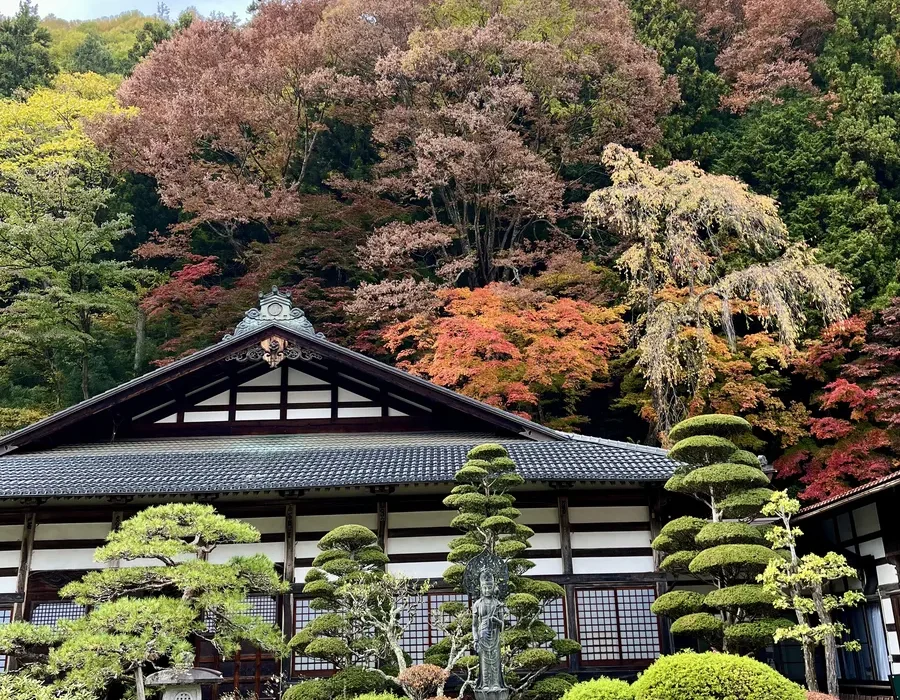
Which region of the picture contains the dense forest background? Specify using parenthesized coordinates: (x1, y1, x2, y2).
(0, 0, 898, 502)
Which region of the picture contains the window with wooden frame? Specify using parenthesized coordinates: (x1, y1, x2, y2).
(401, 592, 469, 665)
(197, 595, 281, 699)
(29, 601, 86, 628)
(574, 587, 661, 665)
(0, 608, 10, 672)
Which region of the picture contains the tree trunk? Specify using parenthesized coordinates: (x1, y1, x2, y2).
(135, 665, 146, 700)
(801, 636, 818, 693)
(133, 306, 146, 377)
(813, 585, 839, 696)
(81, 352, 90, 401)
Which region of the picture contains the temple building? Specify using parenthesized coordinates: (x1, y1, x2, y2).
(0, 289, 679, 698)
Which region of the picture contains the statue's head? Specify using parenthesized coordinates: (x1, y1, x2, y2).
(479, 570, 496, 596)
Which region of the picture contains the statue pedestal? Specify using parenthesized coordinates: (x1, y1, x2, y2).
(475, 686, 510, 700)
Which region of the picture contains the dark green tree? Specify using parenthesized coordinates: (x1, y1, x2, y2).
(650, 415, 791, 652)
(70, 33, 116, 75)
(438, 444, 580, 698)
(0, 504, 287, 700)
(0, 0, 56, 97)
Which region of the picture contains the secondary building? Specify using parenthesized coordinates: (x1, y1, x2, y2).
(0, 289, 679, 697)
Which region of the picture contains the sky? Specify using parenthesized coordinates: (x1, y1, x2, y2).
(0, 0, 249, 21)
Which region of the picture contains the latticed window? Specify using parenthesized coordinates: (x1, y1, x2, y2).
(401, 592, 469, 665)
(294, 598, 334, 673)
(574, 587, 660, 664)
(29, 601, 86, 628)
(0, 608, 10, 673)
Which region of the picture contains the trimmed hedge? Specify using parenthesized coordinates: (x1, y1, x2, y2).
(704, 584, 775, 611)
(681, 463, 769, 494)
(668, 612, 724, 639)
(659, 550, 698, 573)
(668, 435, 739, 465)
(667, 414, 752, 442)
(562, 677, 634, 700)
(658, 516, 706, 547)
(631, 651, 805, 700)
(688, 544, 779, 576)
(718, 488, 776, 519)
(695, 522, 766, 547)
(650, 590, 705, 618)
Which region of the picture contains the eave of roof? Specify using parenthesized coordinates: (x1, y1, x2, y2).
(796, 470, 900, 520)
(0, 320, 563, 453)
(0, 433, 677, 498)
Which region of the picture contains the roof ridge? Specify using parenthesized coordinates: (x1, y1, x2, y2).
(558, 431, 669, 456)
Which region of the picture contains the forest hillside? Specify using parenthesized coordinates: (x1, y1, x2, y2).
(0, 0, 898, 502)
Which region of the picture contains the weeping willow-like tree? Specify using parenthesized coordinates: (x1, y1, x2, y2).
(584, 144, 850, 433)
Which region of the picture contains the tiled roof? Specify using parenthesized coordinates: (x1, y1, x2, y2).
(0, 432, 675, 498)
(797, 469, 900, 518)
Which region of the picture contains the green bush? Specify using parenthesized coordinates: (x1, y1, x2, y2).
(658, 516, 706, 547)
(695, 522, 766, 547)
(668, 435, 739, 465)
(688, 544, 779, 576)
(283, 680, 329, 700)
(328, 667, 394, 697)
(718, 488, 775, 519)
(348, 694, 400, 700)
(724, 618, 795, 649)
(730, 449, 761, 467)
(650, 590, 705, 618)
(681, 464, 769, 493)
(668, 612, 723, 639)
(318, 524, 378, 550)
(529, 674, 578, 700)
(668, 414, 752, 442)
(631, 651, 805, 700)
(562, 677, 634, 700)
(659, 550, 698, 573)
(704, 584, 775, 612)
(467, 443, 509, 460)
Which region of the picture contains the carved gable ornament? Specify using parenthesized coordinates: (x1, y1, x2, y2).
(225, 287, 324, 368)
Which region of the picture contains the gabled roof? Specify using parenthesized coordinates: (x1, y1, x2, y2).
(796, 470, 900, 519)
(0, 290, 564, 452)
(0, 432, 675, 498)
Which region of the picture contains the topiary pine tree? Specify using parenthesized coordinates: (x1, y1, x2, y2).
(290, 524, 472, 700)
(650, 415, 792, 653)
(436, 444, 580, 698)
(0, 504, 287, 700)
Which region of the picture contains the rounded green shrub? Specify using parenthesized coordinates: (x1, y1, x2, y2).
(328, 667, 393, 697)
(658, 516, 706, 547)
(283, 679, 329, 700)
(668, 414, 752, 442)
(668, 435, 739, 465)
(531, 674, 578, 700)
(730, 449, 761, 467)
(668, 612, 724, 639)
(507, 592, 542, 616)
(348, 693, 400, 700)
(562, 677, 634, 700)
(724, 618, 795, 649)
(355, 546, 389, 566)
(467, 443, 509, 460)
(688, 544, 779, 576)
(304, 636, 352, 659)
(681, 464, 769, 494)
(450, 512, 483, 530)
(695, 521, 766, 547)
(481, 515, 518, 533)
(719, 488, 775, 519)
(455, 465, 489, 483)
(318, 524, 378, 551)
(513, 647, 559, 669)
(659, 550, 698, 573)
(704, 584, 775, 612)
(631, 651, 805, 700)
(551, 638, 582, 656)
(650, 590, 705, 619)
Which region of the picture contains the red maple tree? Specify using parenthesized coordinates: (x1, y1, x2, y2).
(776, 301, 900, 501)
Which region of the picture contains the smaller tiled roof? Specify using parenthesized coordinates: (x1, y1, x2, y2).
(797, 469, 900, 519)
(0, 432, 675, 498)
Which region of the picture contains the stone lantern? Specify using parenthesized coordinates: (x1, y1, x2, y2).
(145, 667, 224, 700)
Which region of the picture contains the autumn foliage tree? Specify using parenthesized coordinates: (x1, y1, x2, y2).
(383, 283, 626, 429)
(777, 300, 900, 501)
(585, 143, 849, 435)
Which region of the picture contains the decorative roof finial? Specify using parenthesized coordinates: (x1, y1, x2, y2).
(225, 287, 324, 339)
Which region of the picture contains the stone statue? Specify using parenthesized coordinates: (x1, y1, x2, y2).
(464, 551, 510, 700)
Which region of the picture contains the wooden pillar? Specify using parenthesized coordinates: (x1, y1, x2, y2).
(557, 493, 579, 672)
(12, 512, 36, 622)
(110, 511, 124, 569)
(377, 499, 389, 554)
(282, 503, 297, 635)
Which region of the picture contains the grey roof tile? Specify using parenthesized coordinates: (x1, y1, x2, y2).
(0, 433, 675, 498)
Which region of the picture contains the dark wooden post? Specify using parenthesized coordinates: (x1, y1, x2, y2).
(283, 502, 297, 634)
(377, 499, 389, 553)
(557, 492, 579, 672)
(12, 512, 36, 622)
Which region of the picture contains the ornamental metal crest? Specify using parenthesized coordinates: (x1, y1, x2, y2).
(227, 334, 323, 368)
(224, 287, 325, 340)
